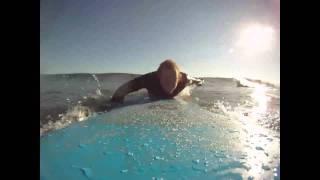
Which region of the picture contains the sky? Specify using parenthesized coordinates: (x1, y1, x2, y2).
(41, 0, 279, 83)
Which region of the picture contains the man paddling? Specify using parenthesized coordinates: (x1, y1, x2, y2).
(111, 59, 203, 103)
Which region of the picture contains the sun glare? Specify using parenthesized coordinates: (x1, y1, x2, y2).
(236, 24, 275, 56)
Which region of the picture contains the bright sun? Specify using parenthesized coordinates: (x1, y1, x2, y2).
(236, 23, 275, 56)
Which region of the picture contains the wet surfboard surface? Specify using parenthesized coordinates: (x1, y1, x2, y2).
(40, 100, 280, 180)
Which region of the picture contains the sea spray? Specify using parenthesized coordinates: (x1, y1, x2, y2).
(92, 74, 102, 96)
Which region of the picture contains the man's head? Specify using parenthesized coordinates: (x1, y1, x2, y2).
(157, 59, 181, 95)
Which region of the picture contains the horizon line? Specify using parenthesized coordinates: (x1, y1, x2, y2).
(40, 72, 279, 85)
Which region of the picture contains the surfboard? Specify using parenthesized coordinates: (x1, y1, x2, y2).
(40, 99, 279, 180)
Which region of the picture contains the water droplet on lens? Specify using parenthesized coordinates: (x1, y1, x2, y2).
(79, 144, 86, 148)
(192, 159, 200, 164)
(120, 169, 128, 173)
(262, 164, 271, 171)
(255, 146, 264, 151)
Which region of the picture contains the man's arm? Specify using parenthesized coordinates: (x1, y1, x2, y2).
(111, 75, 147, 103)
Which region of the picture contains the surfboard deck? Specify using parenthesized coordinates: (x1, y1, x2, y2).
(40, 100, 279, 180)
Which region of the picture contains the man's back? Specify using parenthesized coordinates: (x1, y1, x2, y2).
(132, 71, 188, 99)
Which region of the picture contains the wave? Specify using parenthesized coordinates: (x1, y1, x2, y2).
(245, 78, 279, 88)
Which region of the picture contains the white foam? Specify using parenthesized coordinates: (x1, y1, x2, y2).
(40, 105, 93, 136)
(178, 85, 196, 97)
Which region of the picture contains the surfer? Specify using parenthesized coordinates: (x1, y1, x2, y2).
(111, 59, 203, 103)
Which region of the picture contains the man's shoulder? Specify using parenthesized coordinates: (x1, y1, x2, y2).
(131, 71, 158, 86)
(136, 71, 157, 80)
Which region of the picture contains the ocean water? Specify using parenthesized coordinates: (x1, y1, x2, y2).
(40, 73, 279, 136)
(40, 73, 280, 179)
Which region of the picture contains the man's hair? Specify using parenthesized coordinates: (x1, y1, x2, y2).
(157, 59, 181, 94)
(157, 59, 180, 73)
